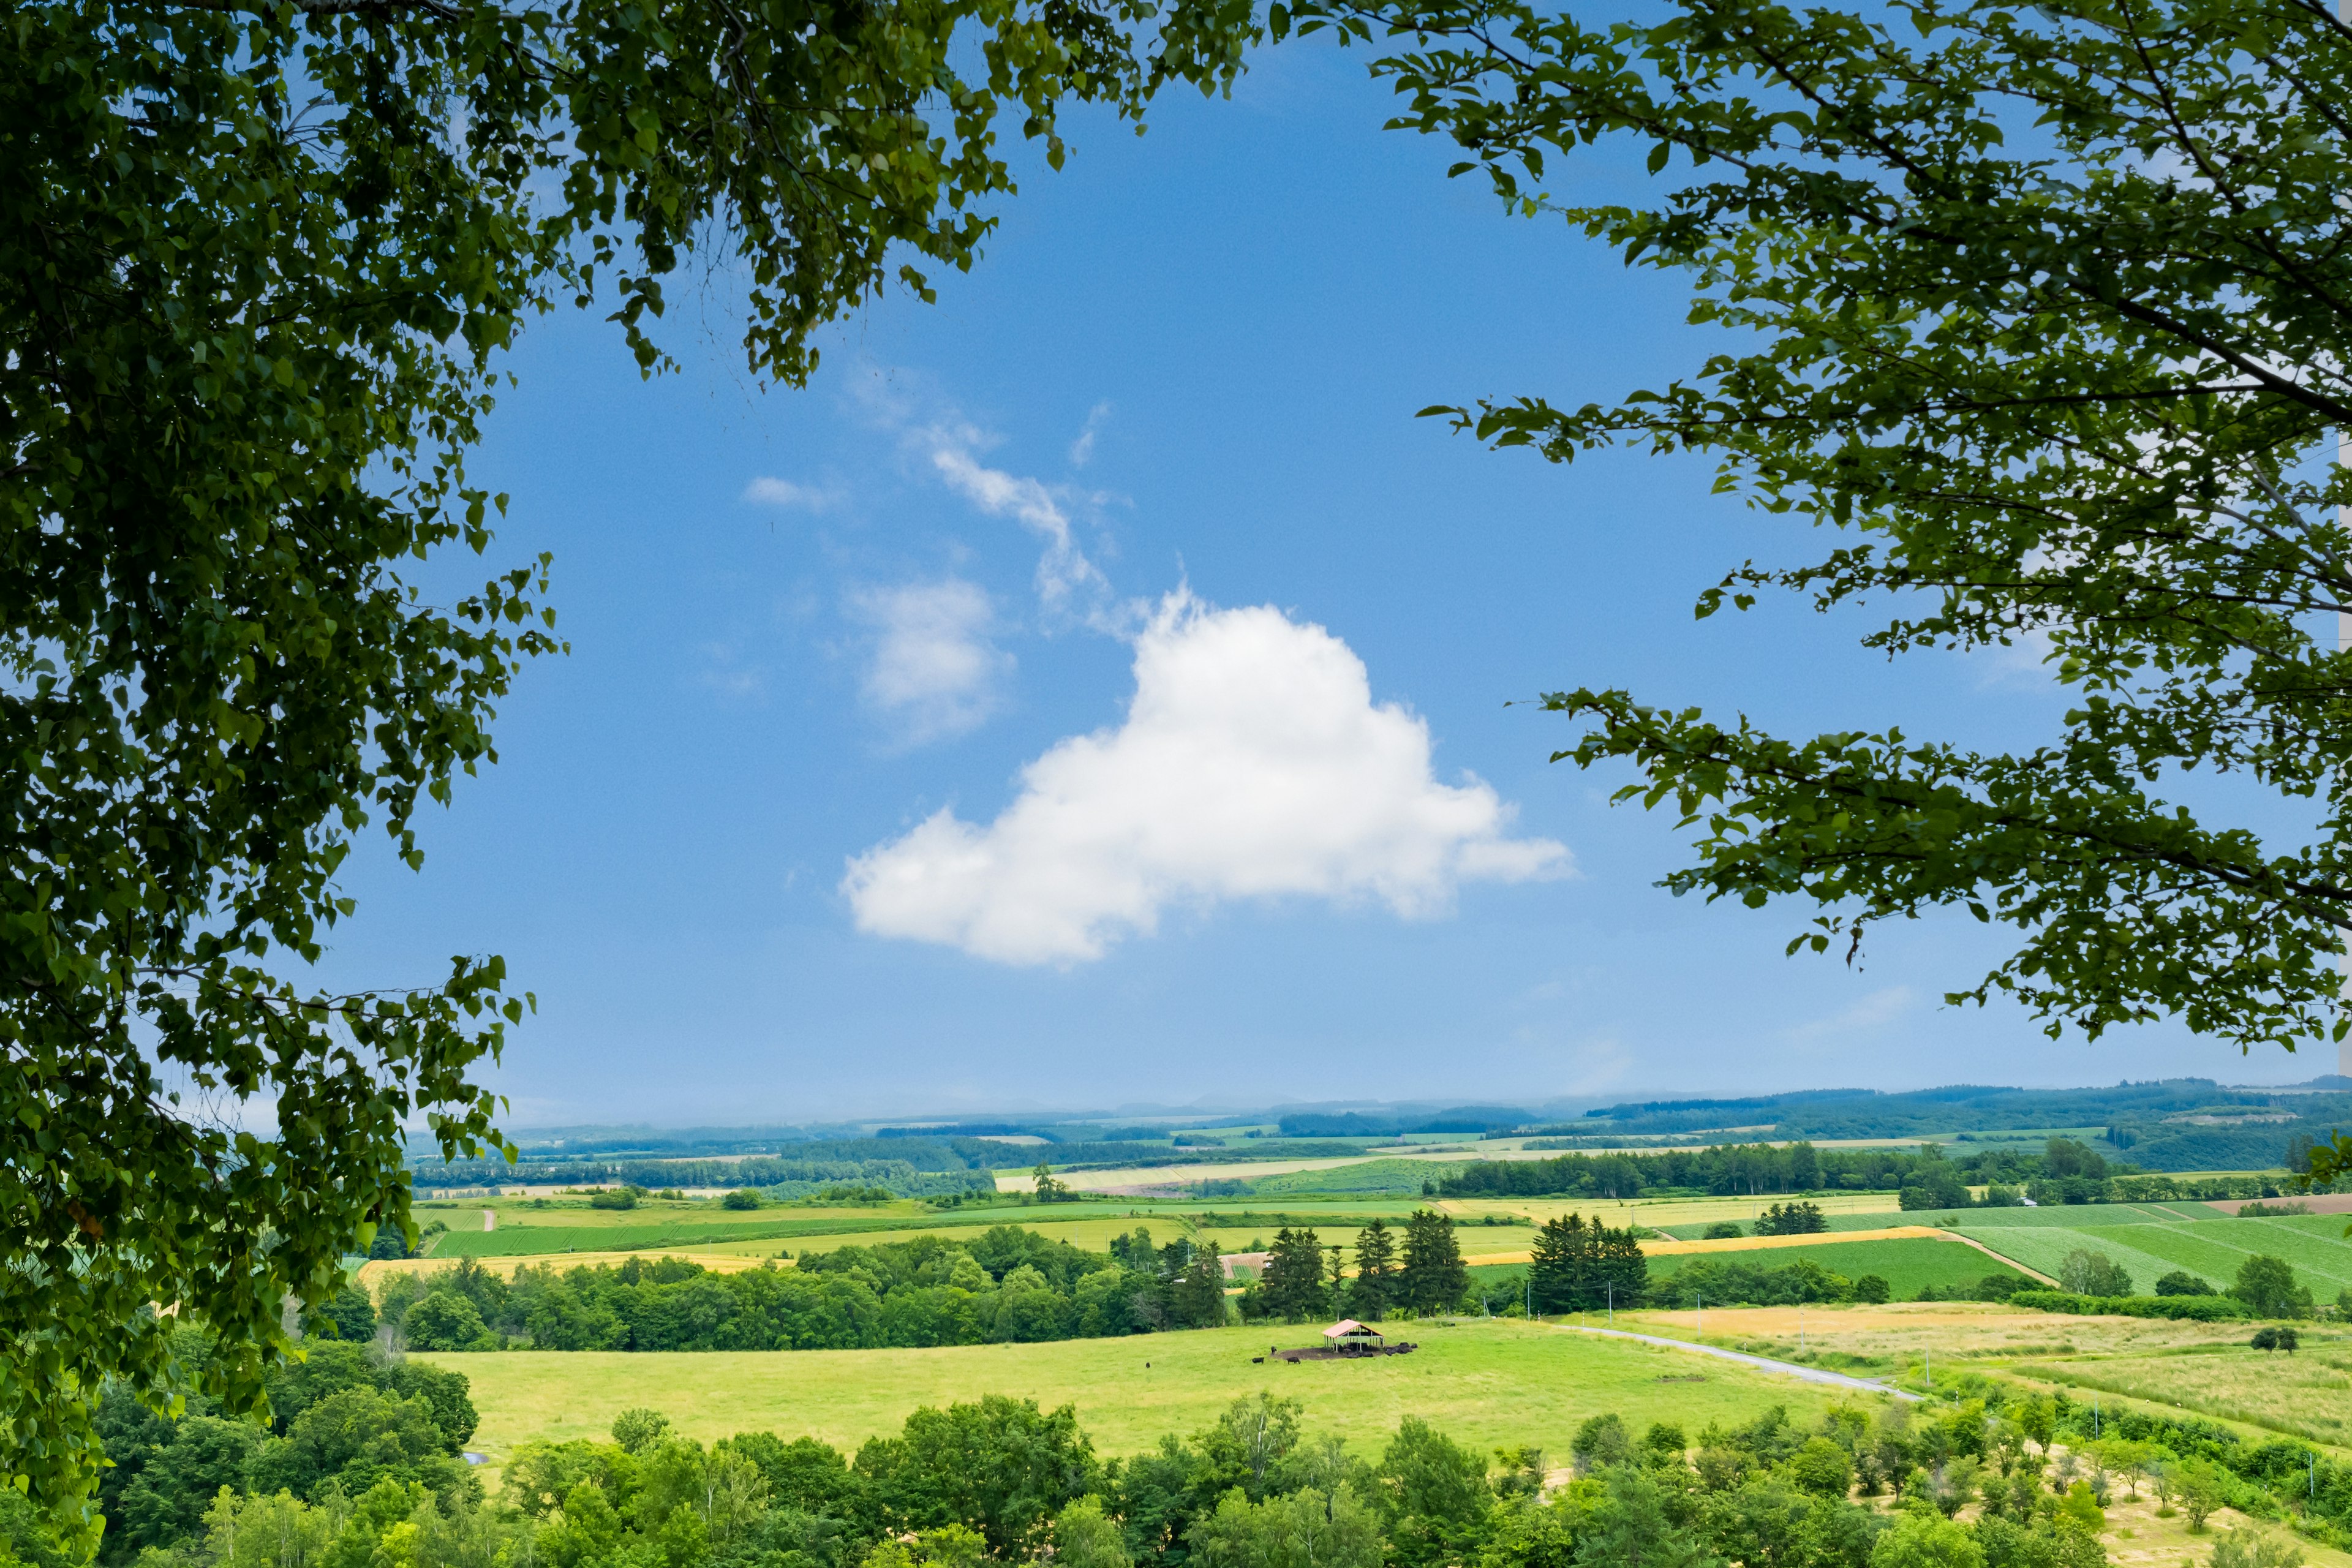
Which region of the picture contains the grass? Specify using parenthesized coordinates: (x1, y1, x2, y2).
(418, 1319, 1864, 1468)
(1956, 1216, 2352, 1297)
(1647, 1237, 2024, 1298)
(2021, 1342, 2352, 1448)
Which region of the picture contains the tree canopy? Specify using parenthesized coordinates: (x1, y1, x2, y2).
(2, 0, 1250, 1536)
(1279, 0, 2352, 1058)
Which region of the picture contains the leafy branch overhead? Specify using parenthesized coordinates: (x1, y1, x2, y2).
(1, 0, 1251, 1539)
(1274, 0, 2352, 1052)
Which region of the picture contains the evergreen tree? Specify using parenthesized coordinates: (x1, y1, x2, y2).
(1597, 1225, 1649, 1311)
(1528, 1214, 1594, 1315)
(1349, 1221, 1400, 1321)
(1400, 1210, 1468, 1314)
(1174, 1254, 1230, 1330)
(1525, 1215, 1648, 1313)
(1261, 1229, 1330, 1322)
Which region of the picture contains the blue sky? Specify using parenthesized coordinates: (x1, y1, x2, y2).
(318, 38, 2331, 1124)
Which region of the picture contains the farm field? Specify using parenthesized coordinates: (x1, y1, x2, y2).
(1646, 1236, 2027, 1298)
(419, 1318, 1858, 1469)
(2021, 1344, 2352, 1448)
(1957, 1215, 2352, 1296)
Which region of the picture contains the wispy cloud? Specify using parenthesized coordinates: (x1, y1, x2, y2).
(1068, 402, 1112, 468)
(1780, 985, 1915, 1042)
(850, 578, 1011, 745)
(744, 475, 846, 512)
(918, 421, 1120, 625)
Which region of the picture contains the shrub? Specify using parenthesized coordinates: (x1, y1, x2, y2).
(2154, 1271, 2214, 1297)
(587, 1188, 639, 1210)
(720, 1188, 763, 1210)
(1853, 1275, 1891, 1304)
(1702, 1222, 1744, 1240)
(2006, 1291, 2249, 1322)
(2250, 1325, 2300, 1352)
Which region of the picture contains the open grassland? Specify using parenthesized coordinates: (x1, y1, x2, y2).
(2020, 1341, 2352, 1447)
(420, 1319, 1859, 1467)
(1615, 1302, 2352, 1455)
(1647, 1237, 2027, 1297)
(1617, 1303, 2251, 1379)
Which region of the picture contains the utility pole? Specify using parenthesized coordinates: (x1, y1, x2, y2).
(1607, 1281, 1615, 1327)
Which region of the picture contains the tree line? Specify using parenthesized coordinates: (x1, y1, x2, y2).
(1441, 1138, 2147, 1204)
(352, 1227, 1234, 1353)
(1237, 1213, 1472, 1322)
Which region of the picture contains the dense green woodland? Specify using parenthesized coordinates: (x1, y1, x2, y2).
(354, 1218, 1525, 1354)
(1438, 1137, 2299, 1207)
(83, 1354, 2352, 1568)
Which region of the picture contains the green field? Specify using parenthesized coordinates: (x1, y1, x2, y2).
(420, 1319, 1864, 1466)
(1648, 1237, 2024, 1298)
(1657, 1200, 2222, 1240)
(1956, 1215, 2352, 1297)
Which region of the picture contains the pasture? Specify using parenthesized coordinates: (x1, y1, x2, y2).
(1646, 1236, 2026, 1298)
(419, 1318, 1863, 1468)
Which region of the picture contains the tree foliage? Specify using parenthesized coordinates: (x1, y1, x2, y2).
(2, 0, 1252, 1534)
(1280, 0, 2352, 1057)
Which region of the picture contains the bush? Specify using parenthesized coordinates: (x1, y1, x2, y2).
(1853, 1275, 1891, 1304)
(2250, 1325, 2300, 1352)
(1702, 1221, 1744, 1240)
(2154, 1271, 2215, 1297)
(587, 1188, 639, 1210)
(2007, 1291, 2250, 1322)
(720, 1188, 763, 1210)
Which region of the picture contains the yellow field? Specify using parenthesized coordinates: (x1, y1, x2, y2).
(359, 1253, 779, 1287)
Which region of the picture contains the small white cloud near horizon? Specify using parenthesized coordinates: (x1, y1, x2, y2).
(744, 475, 845, 511)
(842, 593, 1572, 963)
(851, 579, 1011, 745)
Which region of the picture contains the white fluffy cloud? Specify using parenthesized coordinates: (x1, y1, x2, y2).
(851, 579, 1009, 744)
(842, 594, 1571, 963)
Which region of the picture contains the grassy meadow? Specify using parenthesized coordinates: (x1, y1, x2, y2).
(2019, 1343, 2352, 1447)
(419, 1318, 1861, 1469)
(1647, 1236, 2025, 1298)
